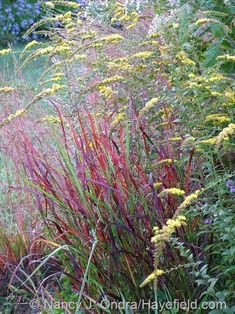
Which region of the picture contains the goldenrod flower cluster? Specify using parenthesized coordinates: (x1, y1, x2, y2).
(110, 112, 126, 130)
(198, 138, 217, 145)
(35, 84, 65, 99)
(176, 51, 196, 66)
(139, 269, 164, 288)
(39, 116, 61, 124)
(176, 190, 201, 214)
(108, 57, 132, 71)
(148, 33, 161, 39)
(111, 4, 139, 30)
(195, 18, 229, 31)
(81, 31, 96, 41)
(151, 216, 187, 244)
(208, 74, 225, 82)
(45, 1, 55, 9)
(131, 51, 154, 59)
(217, 55, 235, 62)
(224, 90, 235, 102)
(158, 188, 185, 198)
(0, 109, 26, 128)
(22, 40, 38, 52)
(210, 91, 222, 97)
(99, 34, 124, 44)
(140, 215, 186, 287)
(44, 72, 64, 84)
(153, 182, 162, 190)
(38, 46, 54, 56)
(0, 86, 15, 93)
(99, 86, 113, 100)
(216, 123, 235, 148)
(97, 75, 124, 87)
(153, 159, 173, 167)
(138, 98, 158, 120)
(170, 137, 182, 142)
(0, 48, 11, 56)
(206, 114, 230, 125)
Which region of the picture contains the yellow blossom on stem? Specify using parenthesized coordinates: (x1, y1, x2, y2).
(153, 182, 162, 190)
(99, 34, 124, 44)
(45, 1, 55, 9)
(198, 138, 217, 145)
(0, 86, 15, 93)
(35, 84, 65, 100)
(23, 40, 38, 51)
(153, 159, 173, 167)
(216, 123, 235, 149)
(139, 269, 164, 288)
(176, 51, 196, 66)
(176, 190, 201, 213)
(39, 116, 61, 124)
(0, 109, 26, 128)
(138, 98, 159, 120)
(158, 188, 185, 198)
(0, 48, 11, 56)
(97, 75, 124, 87)
(111, 112, 126, 130)
(206, 114, 230, 125)
(99, 86, 113, 100)
(217, 55, 235, 62)
(131, 51, 154, 59)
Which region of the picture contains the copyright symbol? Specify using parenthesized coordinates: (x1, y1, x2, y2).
(30, 299, 40, 310)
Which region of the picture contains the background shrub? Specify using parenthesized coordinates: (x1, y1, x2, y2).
(0, 0, 41, 45)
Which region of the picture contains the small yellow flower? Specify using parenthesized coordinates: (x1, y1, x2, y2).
(153, 159, 172, 167)
(138, 98, 159, 120)
(23, 40, 38, 51)
(99, 86, 113, 100)
(131, 51, 154, 59)
(0, 48, 11, 56)
(97, 75, 124, 87)
(210, 91, 222, 97)
(0, 109, 26, 128)
(99, 34, 124, 44)
(217, 54, 235, 62)
(0, 86, 15, 93)
(170, 137, 182, 142)
(158, 188, 185, 198)
(198, 138, 217, 145)
(216, 123, 235, 148)
(206, 114, 230, 125)
(153, 182, 162, 190)
(35, 84, 65, 99)
(39, 115, 61, 124)
(176, 190, 201, 212)
(176, 51, 196, 66)
(140, 269, 164, 288)
(45, 1, 55, 9)
(111, 112, 126, 130)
